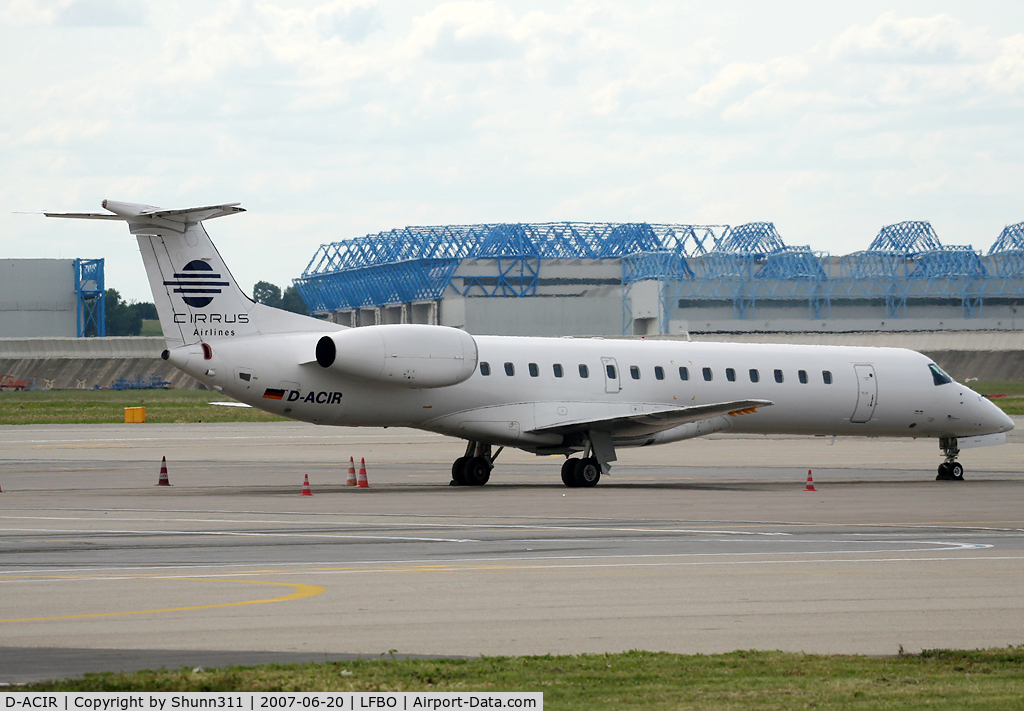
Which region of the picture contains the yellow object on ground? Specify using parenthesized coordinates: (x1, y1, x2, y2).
(124, 406, 146, 423)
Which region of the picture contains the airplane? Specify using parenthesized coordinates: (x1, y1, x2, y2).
(38, 200, 1014, 486)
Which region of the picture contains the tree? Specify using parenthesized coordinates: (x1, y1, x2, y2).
(281, 285, 310, 316)
(104, 289, 143, 336)
(254, 281, 310, 316)
(253, 281, 282, 308)
(133, 302, 158, 320)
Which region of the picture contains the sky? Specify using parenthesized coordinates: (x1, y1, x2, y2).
(3, 0, 1024, 303)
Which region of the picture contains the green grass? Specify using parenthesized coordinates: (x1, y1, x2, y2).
(0, 389, 285, 425)
(140, 319, 163, 336)
(19, 649, 1024, 709)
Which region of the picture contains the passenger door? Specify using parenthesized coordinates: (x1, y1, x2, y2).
(601, 356, 621, 394)
(850, 364, 877, 423)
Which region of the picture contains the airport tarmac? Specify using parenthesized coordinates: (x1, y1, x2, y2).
(1, 420, 1023, 683)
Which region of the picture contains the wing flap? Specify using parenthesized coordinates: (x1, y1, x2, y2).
(528, 399, 773, 438)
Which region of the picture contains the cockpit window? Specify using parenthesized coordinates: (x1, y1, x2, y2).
(929, 363, 953, 386)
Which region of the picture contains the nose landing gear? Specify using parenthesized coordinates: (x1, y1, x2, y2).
(936, 436, 965, 481)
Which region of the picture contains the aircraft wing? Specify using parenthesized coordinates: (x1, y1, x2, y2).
(528, 399, 773, 439)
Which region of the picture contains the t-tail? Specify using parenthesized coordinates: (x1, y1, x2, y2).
(41, 200, 333, 349)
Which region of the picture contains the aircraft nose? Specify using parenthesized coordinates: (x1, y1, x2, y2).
(981, 396, 1014, 434)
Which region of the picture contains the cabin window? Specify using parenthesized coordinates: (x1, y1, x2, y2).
(553, 364, 564, 378)
(579, 364, 589, 378)
(679, 366, 689, 381)
(504, 362, 515, 376)
(654, 366, 665, 380)
(703, 367, 713, 382)
(798, 370, 808, 384)
(774, 369, 784, 383)
(929, 364, 953, 386)
(606, 364, 617, 379)
(480, 362, 491, 376)
(630, 365, 641, 380)
(726, 368, 736, 382)
(749, 369, 759, 383)
(822, 370, 833, 385)
(529, 363, 539, 377)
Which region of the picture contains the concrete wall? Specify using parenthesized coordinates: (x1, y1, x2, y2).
(442, 292, 623, 336)
(0, 259, 77, 337)
(0, 337, 166, 358)
(0, 336, 202, 390)
(0, 357, 200, 390)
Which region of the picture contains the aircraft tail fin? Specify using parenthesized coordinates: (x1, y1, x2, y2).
(44, 200, 333, 349)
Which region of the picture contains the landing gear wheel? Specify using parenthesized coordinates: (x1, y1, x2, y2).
(451, 456, 469, 486)
(574, 457, 601, 488)
(463, 456, 491, 486)
(561, 458, 578, 487)
(950, 462, 965, 481)
(936, 462, 952, 481)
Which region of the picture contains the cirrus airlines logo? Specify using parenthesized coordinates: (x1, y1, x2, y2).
(163, 260, 229, 308)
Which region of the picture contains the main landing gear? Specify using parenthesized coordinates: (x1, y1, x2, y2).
(936, 436, 965, 481)
(451, 441, 502, 486)
(560, 434, 611, 487)
(560, 457, 601, 487)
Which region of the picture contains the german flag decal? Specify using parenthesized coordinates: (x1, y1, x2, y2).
(263, 388, 286, 400)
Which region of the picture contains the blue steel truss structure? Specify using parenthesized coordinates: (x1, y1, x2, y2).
(74, 258, 105, 337)
(296, 222, 727, 313)
(296, 219, 1024, 334)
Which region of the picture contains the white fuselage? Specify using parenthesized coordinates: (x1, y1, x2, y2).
(177, 334, 1012, 454)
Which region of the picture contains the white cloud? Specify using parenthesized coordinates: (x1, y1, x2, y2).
(828, 12, 989, 64)
(4, 3, 1024, 302)
(408, 1, 524, 63)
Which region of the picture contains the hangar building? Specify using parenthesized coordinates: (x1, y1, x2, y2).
(294, 220, 1024, 337)
(0, 258, 105, 338)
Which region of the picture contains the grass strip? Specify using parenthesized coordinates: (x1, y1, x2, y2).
(18, 649, 1024, 709)
(0, 390, 285, 425)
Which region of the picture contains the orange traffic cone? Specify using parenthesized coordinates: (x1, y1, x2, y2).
(803, 469, 817, 492)
(156, 456, 171, 486)
(301, 473, 313, 496)
(356, 458, 370, 488)
(346, 457, 357, 486)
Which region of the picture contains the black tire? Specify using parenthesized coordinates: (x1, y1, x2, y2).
(936, 462, 951, 481)
(950, 462, 965, 481)
(574, 457, 601, 487)
(464, 456, 491, 486)
(561, 458, 578, 487)
(452, 456, 469, 485)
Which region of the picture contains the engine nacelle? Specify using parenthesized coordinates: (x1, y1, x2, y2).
(315, 324, 478, 389)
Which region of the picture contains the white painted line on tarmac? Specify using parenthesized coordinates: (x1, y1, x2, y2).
(0, 544, 1006, 578)
(0, 527, 475, 543)
(0, 553, 1019, 581)
(0, 514, 792, 536)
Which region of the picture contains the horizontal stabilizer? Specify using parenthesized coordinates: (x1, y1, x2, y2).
(38, 200, 244, 234)
(529, 399, 773, 439)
